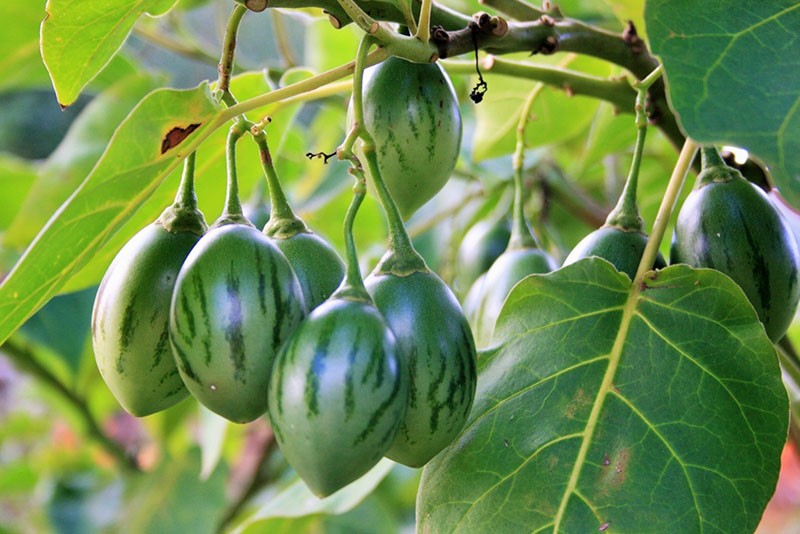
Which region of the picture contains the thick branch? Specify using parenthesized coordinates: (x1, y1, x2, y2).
(263, 0, 684, 149)
(444, 56, 635, 112)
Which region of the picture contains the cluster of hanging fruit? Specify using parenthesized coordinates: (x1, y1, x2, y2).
(91, 56, 477, 497)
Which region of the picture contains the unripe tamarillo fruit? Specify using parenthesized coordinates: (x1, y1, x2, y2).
(454, 216, 511, 296)
(365, 269, 477, 467)
(671, 165, 800, 342)
(92, 223, 201, 416)
(169, 223, 306, 423)
(467, 247, 558, 347)
(270, 232, 345, 312)
(564, 226, 666, 281)
(268, 296, 407, 497)
(360, 56, 462, 220)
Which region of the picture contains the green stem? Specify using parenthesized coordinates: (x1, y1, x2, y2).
(214, 125, 252, 228)
(416, 0, 433, 44)
(337, 35, 427, 276)
(362, 148, 427, 275)
(604, 127, 646, 232)
(263, 0, 683, 149)
(2, 338, 140, 473)
(335, 0, 436, 62)
(176, 151, 198, 208)
(632, 138, 699, 285)
(329, 162, 372, 302)
(442, 57, 635, 112)
(253, 132, 309, 238)
(508, 84, 544, 250)
(217, 4, 249, 106)
(157, 152, 208, 235)
(701, 146, 725, 169)
(605, 66, 663, 231)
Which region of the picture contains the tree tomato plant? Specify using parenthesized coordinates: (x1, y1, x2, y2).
(1, 0, 799, 532)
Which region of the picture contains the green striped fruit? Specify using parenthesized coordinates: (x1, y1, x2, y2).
(468, 248, 558, 347)
(365, 270, 477, 467)
(170, 223, 306, 423)
(671, 169, 800, 342)
(268, 296, 407, 497)
(361, 56, 462, 219)
(271, 232, 345, 311)
(563, 226, 666, 281)
(454, 217, 511, 296)
(92, 223, 201, 416)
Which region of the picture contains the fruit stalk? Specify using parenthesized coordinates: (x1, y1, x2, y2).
(337, 168, 371, 299)
(253, 132, 308, 238)
(217, 124, 252, 226)
(158, 151, 208, 235)
(216, 4, 248, 107)
(603, 71, 656, 232)
(344, 35, 427, 275)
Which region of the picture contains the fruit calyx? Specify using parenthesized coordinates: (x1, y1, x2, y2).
(697, 146, 741, 187)
(254, 131, 312, 240)
(603, 200, 645, 234)
(263, 216, 310, 239)
(372, 248, 428, 278)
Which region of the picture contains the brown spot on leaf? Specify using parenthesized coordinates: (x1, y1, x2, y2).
(161, 123, 201, 154)
(566, 388, 592, 419)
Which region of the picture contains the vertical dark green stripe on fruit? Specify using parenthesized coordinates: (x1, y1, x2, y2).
(225, 262, 246, 382)
(305, 326, 333, 417)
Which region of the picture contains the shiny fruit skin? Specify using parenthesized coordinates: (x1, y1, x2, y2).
(169, 224, 306, 423)
(272, 232, 345, 311)
(361, 56, 462, 219)
(455, 217, 511, 296)
(563, 226, 666, 281)
(468, 248, 558, 347)
(268, 297, 407, 497)
(671, 177, 800, 342)
(92, 223, 199, 416)
(365, 270, 477, 467)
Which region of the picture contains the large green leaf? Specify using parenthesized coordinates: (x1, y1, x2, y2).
(0, 4, 52, 92)
(418, 260, 787, 532)
(0, 83, 219, 347)
(0, 156, 37, 231)
(60, 71, 307, 294)
(41, 0, 178, 106)
(2, 74, 159, 252)
(645, 1, 800, 206)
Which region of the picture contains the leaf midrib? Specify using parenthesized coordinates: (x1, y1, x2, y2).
(550, 282, 642, 531)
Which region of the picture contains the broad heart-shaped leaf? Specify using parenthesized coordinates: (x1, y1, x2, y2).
(645, 1, 800, 207)
(41, 0, 178, 106)
(0, 83, 218, 347)
(417, 259, 788, 532)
